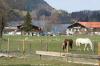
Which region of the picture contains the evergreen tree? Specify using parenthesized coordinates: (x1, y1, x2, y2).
(23, 11, 33, 32)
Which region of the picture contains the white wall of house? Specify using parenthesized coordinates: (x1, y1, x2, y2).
(4, 27, 22, 35)
(66, 27, 88, 35)
(66, 29, 74, 35)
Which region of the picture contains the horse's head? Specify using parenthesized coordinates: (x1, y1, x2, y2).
(87, 38, 93, 51)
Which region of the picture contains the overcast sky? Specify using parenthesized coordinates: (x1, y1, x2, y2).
(44, 0, 100, 13)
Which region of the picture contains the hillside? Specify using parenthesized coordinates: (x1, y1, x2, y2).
(0, 0, 54, 21)
(0, 0, 100, 24)
(3, 0, 53, 11)
(71, 10, 100, 22)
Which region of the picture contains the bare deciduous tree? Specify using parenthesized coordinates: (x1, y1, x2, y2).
(0, 10, 5, 38)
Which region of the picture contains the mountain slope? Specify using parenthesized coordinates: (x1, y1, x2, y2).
(71, 10, 100, 22)
(0, 0, 54, 21)
(4, 0, 53, 11)
(0, 0, 100, 24)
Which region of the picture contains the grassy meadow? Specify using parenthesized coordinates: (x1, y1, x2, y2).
(0, 35, 99, 66)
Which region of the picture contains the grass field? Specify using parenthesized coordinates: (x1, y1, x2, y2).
(0, 35, 99, 66)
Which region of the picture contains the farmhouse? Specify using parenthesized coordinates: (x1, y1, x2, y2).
(17, 24, 42, 36)
(66, 22, 100, 35)
(3, 21, 42, 35)
(4, 27, 18, 35)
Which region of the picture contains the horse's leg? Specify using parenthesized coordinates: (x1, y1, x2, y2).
(87, 46, 89, 51)
(90, 44, 93, 51)
(63, 46, 67, 52)
(87, 44, 90, 51)
(79, 44, 81, 51)
(85, 44, 89, 51)
(79, 46, 81, 51)
(87, 44, 92, 51)
(62, 43, 65, 52)
(84, 44, 87, 51)
(77, 43, 81, 51)
(63, 46, 64, 52)
(76, 42, 81, 51)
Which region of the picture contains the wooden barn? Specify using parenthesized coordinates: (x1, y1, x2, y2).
(17, 24, 42, 36)
(66, 22, 100, 35)
(17, 25, 42, 32)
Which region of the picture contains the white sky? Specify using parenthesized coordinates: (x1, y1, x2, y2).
(44, 0, 100, 12)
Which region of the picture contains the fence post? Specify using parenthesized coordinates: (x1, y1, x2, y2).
(29, 42, 31, 54)
(46, 37, 49, 51)
(41, 39, 42, 50)
(7, 38, 10, 52)
(98, 42, 100, 66)
(67, 41, 69, 53)
(46, 42, 48, 51)
(23, 39, 25, 54)
(60, 41, 62, 57)
(0, 39, 2, 50)
(66, 41, 69, 62)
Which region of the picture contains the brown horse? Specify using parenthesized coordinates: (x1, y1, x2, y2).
(62, 39, 73, 51)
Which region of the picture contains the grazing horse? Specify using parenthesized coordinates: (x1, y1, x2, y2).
(62, 39, 73, 51)
(76, 38, 93, 51)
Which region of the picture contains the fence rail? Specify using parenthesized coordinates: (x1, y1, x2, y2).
(36, 51, 99, 65)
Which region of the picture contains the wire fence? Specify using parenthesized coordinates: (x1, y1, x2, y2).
(0, 38, 98, 54)
(0, 37, 99, 66)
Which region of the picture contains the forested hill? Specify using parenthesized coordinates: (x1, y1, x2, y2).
(1, 0, 53, 11)
(0, 0, 100, 24)
(71, 10, 100, 22)
(0, 0, 54, 21)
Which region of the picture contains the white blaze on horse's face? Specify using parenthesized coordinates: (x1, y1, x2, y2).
(76, 38, 93, 51)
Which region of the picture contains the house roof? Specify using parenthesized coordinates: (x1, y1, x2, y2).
(67, 22, 86, 28)
(17, 24, 42, 31)
(79, 22, 100, 28)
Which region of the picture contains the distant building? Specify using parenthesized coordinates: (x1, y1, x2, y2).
(79, 22, 100, 32)
(4, 21, 42, 35)
(17, 24, 42, 36)
(66, 22, 100, 35)
(4, 27, 18, 35)
(17, 25, 41, 32)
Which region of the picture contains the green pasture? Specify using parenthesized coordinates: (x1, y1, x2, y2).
(0, 35, 99, 66)
(0, 35, 99, 54)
